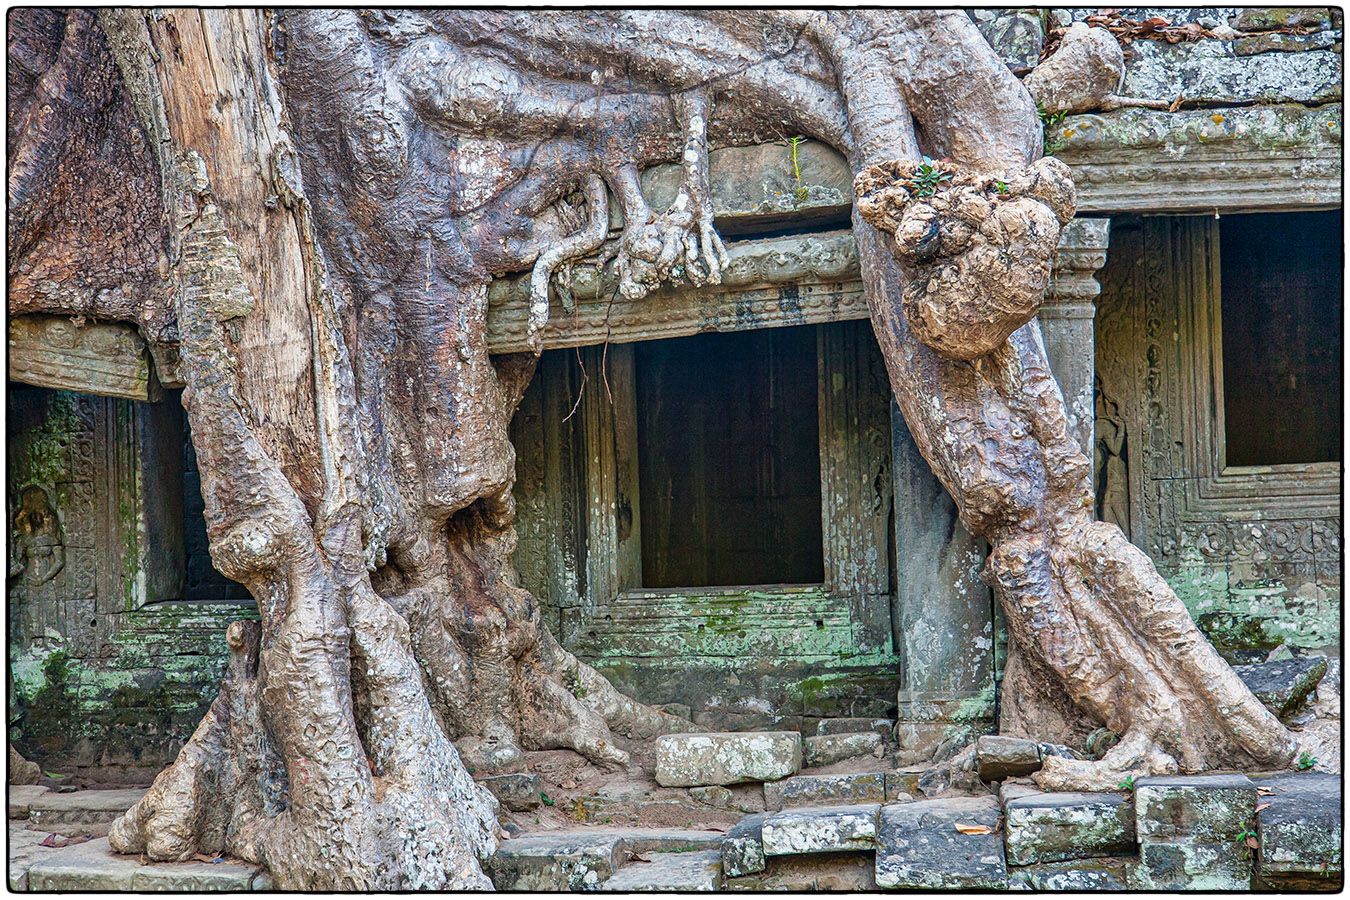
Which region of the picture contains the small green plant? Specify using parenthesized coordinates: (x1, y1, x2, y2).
(1117, 774, 1135, 792)
(1039, 103, 1069, 156)
(909, 155, 954, 197)
(540, 792, 555, 807)
(995, 180, 1009, 195)
(1235, 827, 1260, 858)
(1297, 751, 1318, 770)
(786, 136, 810, 203)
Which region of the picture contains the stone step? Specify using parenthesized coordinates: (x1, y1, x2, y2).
(801, 732, 883, 767)
(725, 852, 877, 891)
(764, 771, 885, 810)
(18, 833, 267, 891)
(26, 788, 146, 837)
(1004, 790, 1135, 865)
(487, 828, 724, 891)
(875, 796, 1007, 889)
(655, 732, 801, 788)
(600, 849, 722, 891)
(1234, 657, 1328, 719)
(761, 803, 880, 856)
(8, 785, 49, 821)
(1254, 771, 1342, 887)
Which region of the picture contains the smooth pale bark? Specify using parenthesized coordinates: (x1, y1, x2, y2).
(7, 7, 1302, 887)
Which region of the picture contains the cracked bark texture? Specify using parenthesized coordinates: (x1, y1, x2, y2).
(7, 7, 1301, 886)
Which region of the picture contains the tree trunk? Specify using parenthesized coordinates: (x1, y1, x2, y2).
(8, 7, 1303, 887)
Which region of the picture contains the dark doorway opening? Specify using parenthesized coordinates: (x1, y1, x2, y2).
(635, 326, 825, 589)
(1220, 210, 1342, 467)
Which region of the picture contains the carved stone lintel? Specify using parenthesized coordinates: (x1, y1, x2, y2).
(8, 314, 161, 402)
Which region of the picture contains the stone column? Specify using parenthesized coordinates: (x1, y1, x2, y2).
(1040, 217, 1110, 464)
(891, 219, 1111, 761)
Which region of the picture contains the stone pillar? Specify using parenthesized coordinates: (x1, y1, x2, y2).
(891, 219, 1111, 761)
(1040, 218, 1110, 464)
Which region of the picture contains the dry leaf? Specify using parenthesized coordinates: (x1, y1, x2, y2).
(1257, 787, 1277, 796)
(1246, 835, 1260, 849)
(630, 853, 652, 863)
(1256, 802, 1272, 813)
(193, 852, 224, 864)
(1168, 94, 1184, 113)
(954, 822, 993, 835)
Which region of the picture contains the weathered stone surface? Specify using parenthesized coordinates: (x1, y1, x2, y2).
(9, 784, 49, 820)
(8, 315, 161, 402)
(875, 796, 1007, 889)
(721, 814, 767, 878)
(27, 789, 146, 830)
(1122, 39, 1341, 105)
(489, 831, 627, 891)
(1232, 7, 1334, 30)
(1136, 839, 1253, 890)
(24, 836, 265, 891)
(885, 768, 924, 800)
(601, 850, 722, 892)
(815, 717, 894, 738)
(1008, 856, 1139, 890)
(1234, 30, 1340, 55)
(764, 772, 885, 811)
(802, 732, 883, 767)
(761, 804, 879, 856)
(479, 773, 541, 811)
(1004, 791, 1135, 865)
(689, 785, 735, 809)
(971, 8, 1046, 70)
(9, 824, 66, 891)
(1255, 772, 1342, 877)
(9, 745, 42, 785)
(655, 732, 801, 787)
(976, 735, 1043, 781)
(1233, 657, 1328, 718)
(1135, 773, 1256, 842)
(725, 852, 877, 891)
(609, 829, 725, 855)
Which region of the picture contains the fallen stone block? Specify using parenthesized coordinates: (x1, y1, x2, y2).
(488, 831, 627, 891)
(479, 773, 541, 811)
(875, 796, 1007, 889)
(1135, 773, 1256, 843)
(885, 767, 923, 800)
(1008, 856, 1138, 890)
(721, 814, 767, 878)
(1233, 657, 1328, 719)
(802, 732, 883, 767)
(815, 717, 894, 739)
(8, 784, 49, 820)
(1255, 772, 1342, 880)
(26, 789, 146, 833)
(725, 852, 877, 891)
(655, 732, 801, 787)
(609, 828, 724, 855)
(761, 804, 879, 855)
(1004, 790, 1135, 865)
(1136, 839, 1253, 891)
(601, 850, 722, 892)
(764, 772, 885, 810)
(975, 735, 1042, 781)
(24, 837, 265, 891)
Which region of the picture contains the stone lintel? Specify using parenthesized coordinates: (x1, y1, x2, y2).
(9, 314, 161, 402)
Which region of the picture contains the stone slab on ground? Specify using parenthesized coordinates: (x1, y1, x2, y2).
(600, 849, 722, 891)
(655, 732, 801, 787)
(23, 836, 266, 891)
(8, 785, 49, 820)
(721, 814, 767, 878)
(1135, 839, 1253, 891)
(1234, 657, 1328, 718)
(801, 732, 882, 767)
(815, 718, 894, 739)
(489, 831, 628, 891)
(875, 796, 1007, 889)
(884, 768, 924, 801)
(975, 735, 1042, 781)
(1004, 790, 1135, 865)
(26, 788, 146, 831)
(1135, 773, 1256, 843)
(1008, 856, 1138, 890)
(761, 804, 879, 856)
(594, 828, 724, 854)
(1255, 772, 1342, 879)
(764, 772, 885, 810)
(725, 852, 877, 891)
(9, 824, 68, 891)
(479, 773, 541, 811)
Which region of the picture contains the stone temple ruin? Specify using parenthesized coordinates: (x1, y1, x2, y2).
(6, 6, 1344, 892)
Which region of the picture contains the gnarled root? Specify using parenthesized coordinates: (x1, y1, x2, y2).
(527, 174, 609, 350)
(604, 88, 729, 300)
(855, 156, 1074, 359)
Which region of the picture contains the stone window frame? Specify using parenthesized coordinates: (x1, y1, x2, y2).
(1170, 214, 1340, 523)
(565, 319, 896, 662)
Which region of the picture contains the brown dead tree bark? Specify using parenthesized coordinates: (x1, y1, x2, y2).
(7, 7, 1302, 887)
